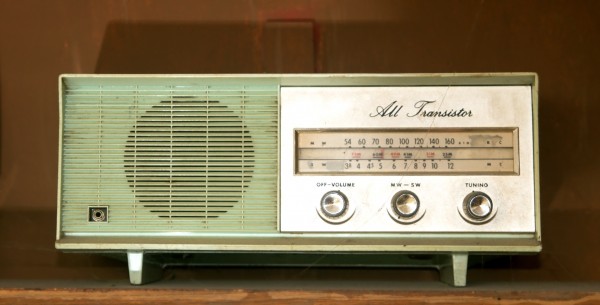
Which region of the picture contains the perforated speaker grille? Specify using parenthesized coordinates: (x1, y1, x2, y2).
(60, 81, 278, 234)
(124, 99, 254, 219)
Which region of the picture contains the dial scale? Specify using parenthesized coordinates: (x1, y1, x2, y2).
(296, 129, 518, 174)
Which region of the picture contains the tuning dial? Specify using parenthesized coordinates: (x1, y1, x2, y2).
(467, 195, 492, 219)
(460, 192, 495, 224)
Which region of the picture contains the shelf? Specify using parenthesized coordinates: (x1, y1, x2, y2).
(0, 281, 598, 304)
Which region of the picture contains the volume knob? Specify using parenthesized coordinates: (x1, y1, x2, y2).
(320, 191, 348, 218)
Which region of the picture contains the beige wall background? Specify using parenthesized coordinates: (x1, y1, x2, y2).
(0, 0, 598, 282)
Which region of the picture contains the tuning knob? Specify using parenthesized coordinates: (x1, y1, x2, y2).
(465, 193, 493, 219)
(460, 191, 495, 224)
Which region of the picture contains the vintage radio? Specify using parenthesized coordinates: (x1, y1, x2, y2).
(56, 74, 540, 285)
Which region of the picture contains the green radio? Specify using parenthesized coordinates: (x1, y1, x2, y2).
(56, 73, 541, 285)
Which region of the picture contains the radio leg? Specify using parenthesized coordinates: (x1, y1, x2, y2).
(127, 251, 163, 285)
(439, 252, 468, 287)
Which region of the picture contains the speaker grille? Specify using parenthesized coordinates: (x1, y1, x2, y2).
(124, 99, 254, 219)
(60, 81, 278, 234)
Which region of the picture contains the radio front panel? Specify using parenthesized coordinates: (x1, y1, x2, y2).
(56, 74, 540, 286)
(280, 86, 535, 232)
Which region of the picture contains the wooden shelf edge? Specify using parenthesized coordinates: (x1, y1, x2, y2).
(0, 287, 599, 305)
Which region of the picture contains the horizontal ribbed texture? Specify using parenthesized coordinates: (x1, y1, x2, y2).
(60, 83, 279, 234)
